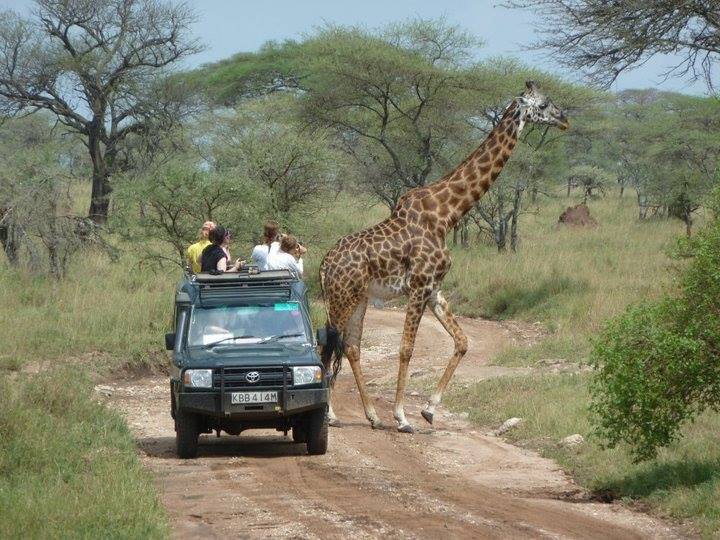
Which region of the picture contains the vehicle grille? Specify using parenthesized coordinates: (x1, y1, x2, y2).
(213, 367, 291, 389)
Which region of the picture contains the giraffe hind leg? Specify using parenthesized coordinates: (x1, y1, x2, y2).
(422, 290, 468, 424)
(343, 299, 383, 428)
(322, 285, 365, 427)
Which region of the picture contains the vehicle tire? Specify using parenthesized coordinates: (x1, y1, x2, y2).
(306, 408, 328, 455)
(292, 422, 307, 443)
(175, 409, 199, 459)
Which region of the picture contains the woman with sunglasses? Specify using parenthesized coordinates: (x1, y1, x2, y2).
(200, 225, 243, 273)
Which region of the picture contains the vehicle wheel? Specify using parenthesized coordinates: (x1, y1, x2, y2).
(306, 408, 328, 455)
(292, 422, 306, 443)
(175, 409, 199, 459)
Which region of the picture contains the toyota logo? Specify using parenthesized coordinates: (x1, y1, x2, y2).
(245, 371, 260, 383)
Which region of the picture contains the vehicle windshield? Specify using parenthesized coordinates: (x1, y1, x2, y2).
(187, 302, 308, 347)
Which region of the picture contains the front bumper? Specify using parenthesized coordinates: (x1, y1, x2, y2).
(176, 386, 328, 418)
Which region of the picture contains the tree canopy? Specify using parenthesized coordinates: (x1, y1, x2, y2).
(508, 0, 720, 91)
(0, 0, 201, 222)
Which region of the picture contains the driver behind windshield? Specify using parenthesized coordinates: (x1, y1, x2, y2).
(188, 304, 307, 347)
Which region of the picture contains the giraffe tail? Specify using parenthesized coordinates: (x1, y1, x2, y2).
(321, 324, 344, 385)
(319, 262, 344, 384)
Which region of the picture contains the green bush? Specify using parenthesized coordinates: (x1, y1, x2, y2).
(590, 198, 720, 461)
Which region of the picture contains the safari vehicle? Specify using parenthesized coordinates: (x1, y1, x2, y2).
(165, 268, 329, 458)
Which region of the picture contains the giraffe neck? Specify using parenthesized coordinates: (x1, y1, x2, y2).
(440, 99, 524, 229)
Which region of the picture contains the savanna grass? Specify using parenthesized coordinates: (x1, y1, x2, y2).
(0, 251, 179, 370)
(0, 367, 167, 539)
(445, 194, 689, 365)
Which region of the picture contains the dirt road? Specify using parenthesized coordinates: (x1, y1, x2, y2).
(107, 308, 683, 539)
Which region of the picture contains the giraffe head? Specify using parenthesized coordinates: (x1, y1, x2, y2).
(517, 81, 569, 130)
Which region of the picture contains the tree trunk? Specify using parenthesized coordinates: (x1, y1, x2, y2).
(567, 178, 572, 197)
(46, 231, 63, 280)
(89, 170, 111, 224)
(0, 212, 20, 266)
(87, 130, 112, 224)
(452, 225, 458, 246)
(509, 189, 522, 252)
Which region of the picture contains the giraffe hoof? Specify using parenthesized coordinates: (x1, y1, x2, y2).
(327, 416, 341, 427)
(421, 409, 434, 424)
(370, 419, 383, 430)
(397, 423, 414, 434)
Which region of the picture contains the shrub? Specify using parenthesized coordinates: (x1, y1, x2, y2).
(590, 195, 720, 461)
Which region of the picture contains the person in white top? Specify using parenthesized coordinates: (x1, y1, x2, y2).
(266, 234, 304, 277)
(251, 220, 280, 271)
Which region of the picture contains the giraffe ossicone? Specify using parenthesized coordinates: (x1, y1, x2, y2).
(319, 82, 569, 433)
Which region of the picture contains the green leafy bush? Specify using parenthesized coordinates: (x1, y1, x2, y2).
(590, 197, 720, 461)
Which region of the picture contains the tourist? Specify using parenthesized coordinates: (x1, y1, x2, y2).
(251, 220, 280, 270)
(266, 234, 304, 277)
(200, 225, 243, 273)
(186, 221, 215, 273)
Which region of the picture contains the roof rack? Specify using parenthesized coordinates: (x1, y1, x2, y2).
(189, 268, 297, 305)
(192, 268, 296, 284)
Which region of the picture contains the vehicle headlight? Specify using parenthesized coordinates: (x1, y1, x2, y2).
(292, 366, 322, 386)
(183, 369, 213, 388)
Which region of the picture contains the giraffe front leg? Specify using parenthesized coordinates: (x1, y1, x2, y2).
(393, 290, 429, 434)
(422, 290, 468, 424)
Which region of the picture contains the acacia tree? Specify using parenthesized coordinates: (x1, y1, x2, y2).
(211, 96, 338, 217)
(0, 115, 94, 278)
(604, 91, 720, 230)
(298, 20, 486, 209)
(566, 164, 616, 204)
(0, 0, 201, 223)
(112, 156, 259, 267)
(508, 0, 720, 91)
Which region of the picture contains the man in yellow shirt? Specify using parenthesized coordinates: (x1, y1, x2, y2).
(186, 221, 215, 273)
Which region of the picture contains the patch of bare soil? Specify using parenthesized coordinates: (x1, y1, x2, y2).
(106, 308, 686, 539)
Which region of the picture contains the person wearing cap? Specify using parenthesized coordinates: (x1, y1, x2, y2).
(186, 221, 215, 273)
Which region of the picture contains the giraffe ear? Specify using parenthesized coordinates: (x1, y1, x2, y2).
(525, 80, 539, 93)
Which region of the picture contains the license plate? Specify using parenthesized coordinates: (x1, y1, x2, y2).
(231, 391, 278, 404)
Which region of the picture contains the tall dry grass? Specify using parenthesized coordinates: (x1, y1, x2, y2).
(444, 194, 688, 364)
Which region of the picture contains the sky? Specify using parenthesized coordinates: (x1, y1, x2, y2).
(0, 0, 707, 95)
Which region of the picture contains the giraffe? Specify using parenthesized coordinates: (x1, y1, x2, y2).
(319, 81, 569, 433)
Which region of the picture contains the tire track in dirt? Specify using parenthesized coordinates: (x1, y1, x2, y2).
(106, 308, 685, 539)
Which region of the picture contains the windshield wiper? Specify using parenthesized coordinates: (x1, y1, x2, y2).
(259, 332, 306, 344)
(203, 334, 259, 348)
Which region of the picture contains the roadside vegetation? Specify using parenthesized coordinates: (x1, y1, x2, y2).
(0, 367, 167, 539)
(1, 0, 719, 537)
(446, 373, 720, 537)
(443, 192, 720, 537)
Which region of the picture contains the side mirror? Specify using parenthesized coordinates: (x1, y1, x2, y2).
(165, 332, 176, 351)
(316, 328, 327, 347)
